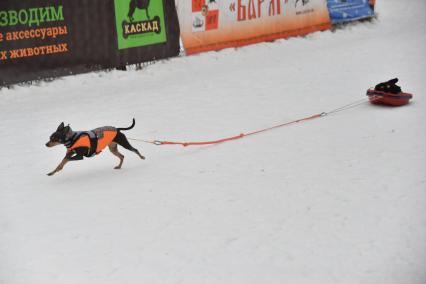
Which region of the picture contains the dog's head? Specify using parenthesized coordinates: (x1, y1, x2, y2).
(45, 122, 71, 147)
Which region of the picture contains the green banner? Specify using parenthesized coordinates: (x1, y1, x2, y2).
(114, 0, 167, 50)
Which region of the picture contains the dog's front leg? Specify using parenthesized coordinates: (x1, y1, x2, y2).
(47, 151, 84, 176)
(47, 157, 69, 176)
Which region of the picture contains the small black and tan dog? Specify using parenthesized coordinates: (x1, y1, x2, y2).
(46, 119, 145, 176)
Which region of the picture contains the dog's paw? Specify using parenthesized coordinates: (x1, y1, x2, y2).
(47, 172, 55, 176)
(114, 166, 122, 170)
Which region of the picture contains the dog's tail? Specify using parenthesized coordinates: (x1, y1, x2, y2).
(117, 118, 135, 131)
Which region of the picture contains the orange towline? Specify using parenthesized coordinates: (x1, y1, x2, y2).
(153, 113, 324, 147)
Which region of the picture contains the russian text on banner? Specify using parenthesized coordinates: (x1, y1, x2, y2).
(0, 0, 180, 86)
(176, 0, 332, 55)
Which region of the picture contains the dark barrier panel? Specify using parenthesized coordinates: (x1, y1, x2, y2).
(0, 0, 180, 86)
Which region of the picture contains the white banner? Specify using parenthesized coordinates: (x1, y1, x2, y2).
(176, 0, 331, 54)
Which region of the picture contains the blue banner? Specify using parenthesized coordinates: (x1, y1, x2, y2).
(327, 0, 374, 24)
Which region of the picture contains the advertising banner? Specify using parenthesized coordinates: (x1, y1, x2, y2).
(176, 0, 332, 55)
(327, 0, 374, 24)
(0, 0, 180, 86)
(114, 0, 168, 50)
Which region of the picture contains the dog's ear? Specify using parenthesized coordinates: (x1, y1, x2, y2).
(63, 125, 70, 133)
(57, 122, 65, 131)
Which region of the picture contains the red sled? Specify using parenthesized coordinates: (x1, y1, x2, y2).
(366, 89, 413, 106)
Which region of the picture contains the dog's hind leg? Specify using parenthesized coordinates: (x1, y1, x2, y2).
(108, 142, 124, 169)
(114, 132, 146, 160)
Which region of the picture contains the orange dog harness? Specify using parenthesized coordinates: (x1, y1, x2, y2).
(66, 127, 117, 157)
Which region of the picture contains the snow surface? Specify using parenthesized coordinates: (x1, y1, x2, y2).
(1, 0, 425, 283)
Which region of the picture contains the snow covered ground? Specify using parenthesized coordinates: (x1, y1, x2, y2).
(1, 0, 425, 283)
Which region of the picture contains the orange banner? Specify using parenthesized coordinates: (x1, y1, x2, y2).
(177, 0, 332, 54)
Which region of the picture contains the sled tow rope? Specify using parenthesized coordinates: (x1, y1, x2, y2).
(128, 98, 372, 147)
